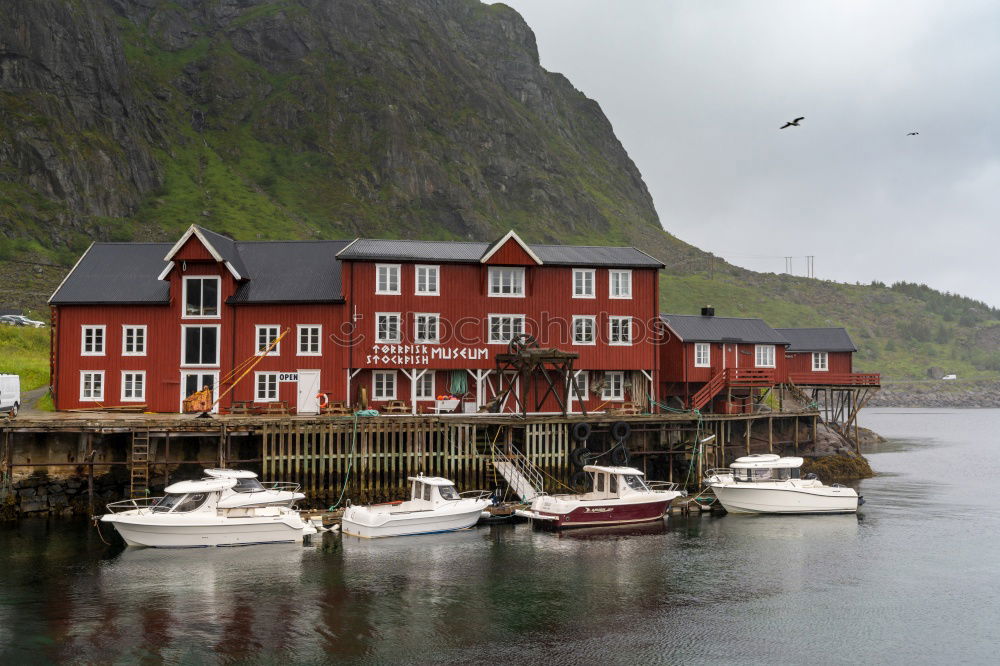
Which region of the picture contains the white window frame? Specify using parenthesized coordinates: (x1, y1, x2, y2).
(609, 316, 632, 346)
(81, 325, 106, 356)
(413, 313, 440, 344)
(297, 325, 322, 356)
(255, 372, 279, 402)
(602, 371, 625, 401)
(609, 270, 632, 299)
(375, 313, 401, 343)
(415, 264, 440, 296)
(376, 264, 401, 295)
(373, 370, 397, 401)
(121, 325, 147, 356)
(488, 314, 526, 344)
(181, 324, 221, 367)
(120, 371, 146, 402)
(488, 266, 525, 297)
(755, 344, 776, 368)
(80, 371, 104, 402)
(694, 342, 711, 368)
(182, 275, 221, 319)
(255, 325, 281, 356)
(569, 370, 589, 400)
(572, 315, 596, 345)
(572, 268, 596, 299)
(415, 370, 435, 401)
(812, 352, 829, 372)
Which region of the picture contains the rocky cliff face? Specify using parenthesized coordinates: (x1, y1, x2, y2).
(1, 0, 683, 262)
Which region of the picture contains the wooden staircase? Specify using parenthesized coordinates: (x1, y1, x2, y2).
(689, 368, 776, 411)
(130, 428, 151, 497)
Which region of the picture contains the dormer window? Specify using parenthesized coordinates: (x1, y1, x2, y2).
(183, 276, 220, 318)
(488, 267, 525, 297)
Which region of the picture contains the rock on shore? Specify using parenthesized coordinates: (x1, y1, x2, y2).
(868, 381, 1000, 408)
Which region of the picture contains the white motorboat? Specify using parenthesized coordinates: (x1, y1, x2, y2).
(101, 478, 317, 548)
(201, 468, 305, 508)
(708, 454, 862, 514)
(341, 475, 491, 539)
(515, 465, 684, 529)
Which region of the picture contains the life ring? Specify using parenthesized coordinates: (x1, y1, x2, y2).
(571, 421, 592, 442)
(569, 445, 591, 469)
(570, 470, 589, 487)
(610, 421, 631, 441)
(610, 443, 630, 466)
(317, 393, 329, 408)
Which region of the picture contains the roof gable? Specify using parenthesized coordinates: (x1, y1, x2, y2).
(480, 231, 542, 265)
(162, 225, 246, 280)
(660, 313, 788, 345)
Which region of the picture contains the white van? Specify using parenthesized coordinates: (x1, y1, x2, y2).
(0, 375, 21, 416)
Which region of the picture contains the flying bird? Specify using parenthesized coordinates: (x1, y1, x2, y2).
(779, 117, 805, 129)
(906, 132, 919, 136)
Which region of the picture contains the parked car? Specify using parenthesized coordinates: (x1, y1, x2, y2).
(0, 375, 20, 417)
(3, 315, 45, 328)
(0, 315, 19, 326)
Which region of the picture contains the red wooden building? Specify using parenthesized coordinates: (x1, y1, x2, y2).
(775, 327, 878, 386)
(49, 226, 663, 414)
(658, 309, 789, 412)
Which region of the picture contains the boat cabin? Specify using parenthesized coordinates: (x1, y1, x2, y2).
(204, 468, 265, 493)
(581, 465, 652, 498)
(151, 478, 235, 513)
(407, 475, 462, 506)
(729, 454, 804, 482)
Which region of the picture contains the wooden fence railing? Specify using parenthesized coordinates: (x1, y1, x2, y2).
(788, 373, 881, 386)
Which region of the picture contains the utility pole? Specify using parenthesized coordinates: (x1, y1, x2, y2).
(806, 255, 815, 278)
(784, 256, 793, 274)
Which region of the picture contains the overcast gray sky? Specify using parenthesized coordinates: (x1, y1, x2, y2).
(497, 0, 1000, 305)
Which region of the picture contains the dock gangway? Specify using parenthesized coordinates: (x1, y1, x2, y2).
(491, 445, 544, 502)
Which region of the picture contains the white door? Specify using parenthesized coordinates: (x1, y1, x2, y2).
(297, 370, 321, 414)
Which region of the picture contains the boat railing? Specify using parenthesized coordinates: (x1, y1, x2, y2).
(259, 481, 301, 492)
(703, 468, 733, 481)
(459, 490, 493, 500)
(646, 481, 680, 492)
(105, 497, 164, 513)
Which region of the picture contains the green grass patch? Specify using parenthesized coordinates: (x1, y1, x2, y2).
(0, 327, 50, 391)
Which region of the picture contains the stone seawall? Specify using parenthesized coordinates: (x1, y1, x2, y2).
(2, 470, 127, 520)
(868, 381, 1000, 408)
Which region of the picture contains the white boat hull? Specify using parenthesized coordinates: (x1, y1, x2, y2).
(341, 500, 489, 538)
(102, 513, 317, 548)
(712, 484, 859, 514)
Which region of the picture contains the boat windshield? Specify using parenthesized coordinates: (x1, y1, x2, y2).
(233, 477, 265, 493)
(734, 467, 795, 482)
(622, 474, 649, 491)
(151, 493, 186, 513)
(173, 493, 209, 512)
(439, 485, 460, 500)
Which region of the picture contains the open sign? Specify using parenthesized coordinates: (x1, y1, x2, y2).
(278, 373, 299, 382)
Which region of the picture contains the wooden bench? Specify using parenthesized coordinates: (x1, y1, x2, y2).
(260, 400, 290, 415)
(383, 400, 412, 414)
(230, 400, 255, 415)
(322, 401, 352, 416)
(608, 401, 640, 416)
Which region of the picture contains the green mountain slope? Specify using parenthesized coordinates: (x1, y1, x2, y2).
(1, 0, 997, 380)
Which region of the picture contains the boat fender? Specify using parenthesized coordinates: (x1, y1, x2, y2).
(317, 393, 329, 408)
(610, 421, 631, 441)
(570, 470, 589, 487)
(569, 445, 591, 468)
(571, 421, 592, 442)
(610, 443, 629, 466)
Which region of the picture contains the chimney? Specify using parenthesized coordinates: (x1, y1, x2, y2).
(701, 305, 715, 317)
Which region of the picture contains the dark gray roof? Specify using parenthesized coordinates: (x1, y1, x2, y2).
(338, 238, 663, 268)
(775, 328, 857, 352)
(660, 313, 789, 344)
(228, 241, 349, 303)
(195, 226, 249, 278)
(49, 243, 172, 304)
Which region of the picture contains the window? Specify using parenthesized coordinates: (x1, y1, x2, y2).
(373, 370, 397, 400)
(255, 325, 281, 356)
(694, 342, 711, 367)
(121, 371, 145, 402)
(415, 265, 439, 295)
(376, 313, 401, 343)
(609, 317, 632, 345)
(414, 313, 439, 343)
(569, 371, 588, 401)
(80, 371, 104, 401)
(610, 270, 632, 299)
(572, 316, 596, 345)
(602, 371, 625, 401)
(439, 485, 460, 500)
(122, 326, 146, 356)
(173, 493, 209, 513)
(488, 314, 525, 343)
(297, 325, 321, 356)
(488, 267, 525, 297)
(255, 373, 278, 402)
(755, 344, 776, 368)
(183, 276, 220, 318)
(415, 371, 435, 400)
(812, 352, 829, 371)
(376, 264, 400, 294)
(182, 326, 219, 366)
(81, 326, 105, 356)
(573, 268, 595, 298)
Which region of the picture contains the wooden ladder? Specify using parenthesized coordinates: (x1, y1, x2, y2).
(130, 428, 151, 498)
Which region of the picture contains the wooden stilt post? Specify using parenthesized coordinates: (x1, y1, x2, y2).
(219, 424, 227, 469)
(85, 433, 94, 516)
(793, 417, 799, 454)
(812, 415, 818, 447)
(745, 418, 751, 454)
(768, 416, 773, 453)
(164, 432, 171, 488)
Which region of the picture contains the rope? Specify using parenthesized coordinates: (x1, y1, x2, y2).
(326, 411, 366, 511)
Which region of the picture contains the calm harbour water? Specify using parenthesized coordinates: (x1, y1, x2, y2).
(2, 408, 998, 664)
